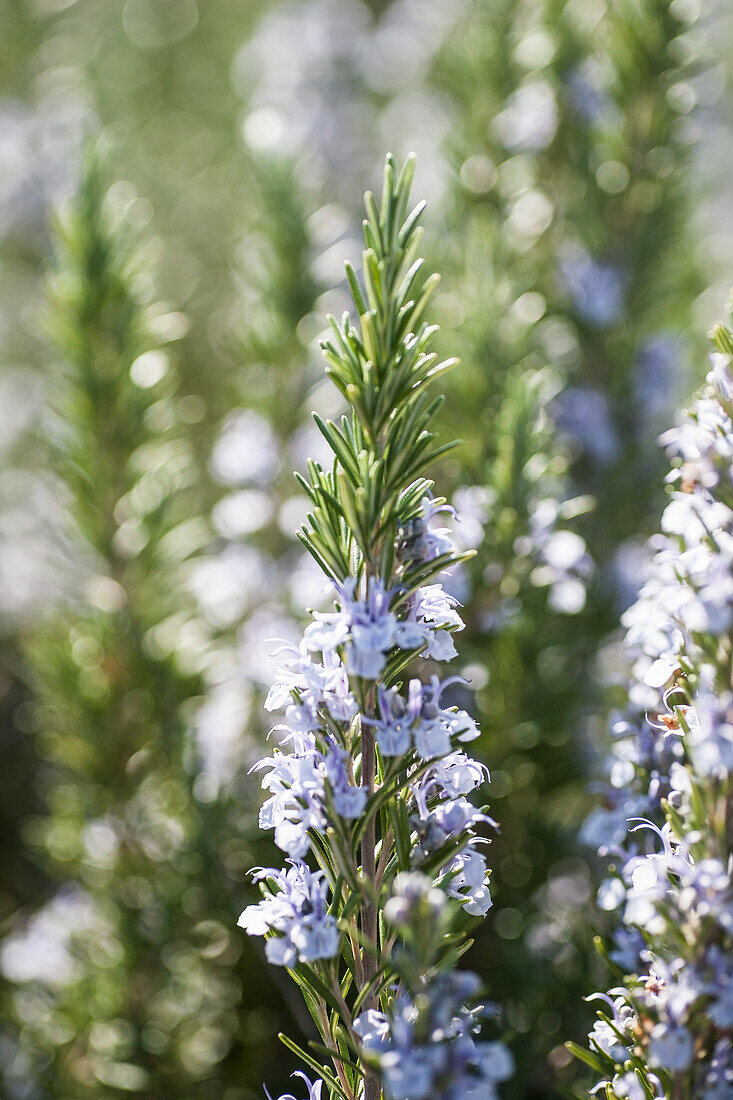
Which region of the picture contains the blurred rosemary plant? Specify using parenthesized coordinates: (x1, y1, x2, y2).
(414, 0, 709, 1087)
(1, 145, 243, 1097)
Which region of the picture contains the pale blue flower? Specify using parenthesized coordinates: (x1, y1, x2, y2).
(254, 748, 325, 859)
(446, 845, 493, 916)
(701, 1039, 733, 1098)
(264, 1071, 323, 1100)
(586, 993, 636, 1062)
(355, 960, 513, 1100)
(239, 862, 339, 967)
(368, 685, 414, 757)
(416, 751, 488, 801)
(353, 1008, 391, 1052)
(341, 577, 398, 673)
(383, 872, 446, 928)
(304, 577, 403, 679)
(635, 334, 686, 428)
(648, 1022, 694, 1071)
(380, 1047, 437, 1099)
(413, 583, 464, 637)
(709, 959, 733, 1028)
(396, 496, 455, 565)
(553, 385, 618, 464)
(265, 645, 357, 725)
(323, 740, 367, 820)
(608, 927, 644, 971)
(610, 1072, 648, 1100)
(367, 676, 474, 761)
(413, 716, 452, 759)
(408, 676, 467, 760)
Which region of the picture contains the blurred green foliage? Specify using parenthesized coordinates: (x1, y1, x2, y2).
(423, 0, 709, 1091)
(0, 0, 726, 1097)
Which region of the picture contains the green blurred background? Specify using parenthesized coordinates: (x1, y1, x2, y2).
(0, 0, 731, 1097)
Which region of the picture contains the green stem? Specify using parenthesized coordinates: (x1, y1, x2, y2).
(360, 697, 381, 1100)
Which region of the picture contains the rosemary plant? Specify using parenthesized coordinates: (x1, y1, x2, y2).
(1, 145, 242, 1097)
(572, 311, 733, 1096)
(418, 0, 708, 1084)
(240, 155, 513, 1099)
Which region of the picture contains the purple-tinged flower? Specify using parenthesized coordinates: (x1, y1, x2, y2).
(367, 676, 477, 762)
(639, 957, 702, 1024)
(302, 576, 468, 677)
(396, 496, 456, 566)
(411, 676, 478, 759)
(341, 577, 397, 678)
(239, 862, 339, 967)
(446, 845, 492, 916)
(265, 645, 357, 725)
(608, 927, 645, 971)
(323, 740, 367, 819)
(254, 749, 325, 859)
(701, 1038, 733, 1097)
(648, 1022, 694, 1071)
(687, 692, 733, 780)
(635, 334, 686, 428)
(368, 685, 414, 757)
(416, 751, 488, 801)
(553, 385, 618, 464)
(678, 858, 731, 924)
(410, 584, 465, 660)
(304, 578, 399, 679)
(413, 798, 493, 859)
(474, 1042, 515, 1092)
(707, 951, 733, 1028)
(609, 1072, 649, 1100)
(355, 962, 513, 1100)
(354, 1008, 391, 1053)
(264, 1071, 323, 1100)
(413, 715, 452, 760)
(379, 1047, 439, 1099)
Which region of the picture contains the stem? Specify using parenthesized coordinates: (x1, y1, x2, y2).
(360, 723, 378, 986)
(358, 416, 391, 1100)
(360, 705, 381, 1100)
(375, 826, 394, 891)
(315, 999, 355, 1100)
(725, 787, 733, 856)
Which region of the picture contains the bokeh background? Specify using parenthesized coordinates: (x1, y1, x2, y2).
(1, 0, 732, 1097)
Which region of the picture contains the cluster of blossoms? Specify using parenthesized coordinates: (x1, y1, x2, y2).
(578, 327, 733, 1096)
(238, 156, 512, 1100)
(355, 973, 512, 1100)
(242, 862, 339, 968)
(354, 874, 513, 1100)
(240, 505, 495, 965)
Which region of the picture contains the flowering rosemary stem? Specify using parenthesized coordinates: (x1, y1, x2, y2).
(239, 154, 513, 1100)
(575, 314, 733, 1095)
